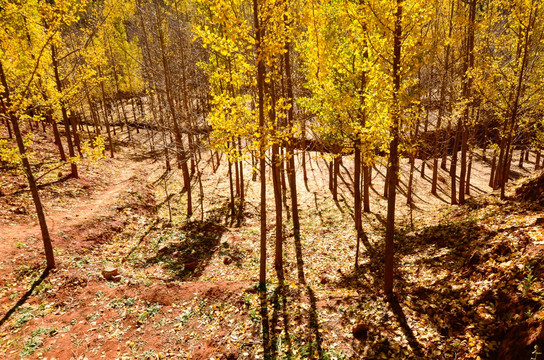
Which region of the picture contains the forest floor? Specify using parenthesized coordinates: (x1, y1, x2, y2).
(0, 126, 543, 360)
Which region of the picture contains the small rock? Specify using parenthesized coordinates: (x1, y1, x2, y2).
(157, 244, 169, 255)
(352, 323, 369, 340)
(102, 266, 120, 281)
(319, 275, 329, 284)
(222, 348, 240, 360)
(58, 172, 63, 178)
(184, 262, 198, 271)
(223, 256, 233, 265)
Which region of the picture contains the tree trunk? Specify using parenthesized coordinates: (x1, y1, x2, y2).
(0, 61, 55, 269)
(363, 165, 370, 212)
(272, 143, 283, 278)
(51, 45, 78, 178)
(384, 0, 403, 299)
(354, 142, 362, 268)
(254, 0, 267, 286)
(48, 111, 66, 161)
(457, 0, 476, 205)
(155, 1, 192, 217)
(238, 136, 245, 215)
(489, 150, 497, 187)
(450, 121, 461, 205)
(228, 151, 235, 218)
(284, 31, 303, 283)
(465, 148, 473, 196)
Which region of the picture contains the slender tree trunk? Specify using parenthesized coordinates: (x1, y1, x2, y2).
(238, 136, 245, 215)
(458, 0, 476, 206)
(254, 0, 267, 286)
(4, 118, 12, 138)
(482, 122, 488, 161)
(228, 153, 235, 218)
(69, 111, 82, 156)
(489, 150, 497, 187)
(155, 0, 192, 216)
(465, 147, 473, 196)
(272, 142, 283, 278)
(284, 31, 303, 283)
(234, 149, 240, 197)
(421, 107, 429, 178)
(51, 45, 78, 178)
(48, 111, 66, 161)
(332, 156, 339, 200)
(384, 0, 403, 299)
(450, 122, 460, 205)
(384, 167, 390, 199)
(354, 142, 362, 268)
(363, 165, 370, 212)
(302, 120, 308, 185)
(0, 61, 55, 268)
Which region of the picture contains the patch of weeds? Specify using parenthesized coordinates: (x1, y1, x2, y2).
(243, 293, 252, 306)
(137, 304, 161, 325)
(249, 308, 259, 323)
(15, 241, 28, 249)
(154, 317, 167, 328)
(8, 292, 18, 300)
(175, 308, 195, 325)
(20, 327, 57, 357)
(75, 257, 90, 268)
(14, 306, 34, 328)
(323, 349, 348, 360)
(141, 349, 158, 359)
(523, 265, 535, 296)
(35, 281, 52, 294)
(15, 264, 40, 280)
(106, 281, 120, 288)
(86, 313, 100, 322)
(110, 297, 136, 309)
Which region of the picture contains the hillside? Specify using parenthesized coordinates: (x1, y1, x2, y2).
(0, 127, 543, 360)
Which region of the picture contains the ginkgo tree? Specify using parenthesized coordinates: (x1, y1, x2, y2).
(474, 0, 544, 199)
(298, 0, 390, 268)
(0, 0, 89, 268)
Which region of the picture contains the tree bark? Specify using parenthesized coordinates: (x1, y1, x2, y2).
(51, 44, 78, 178)
(254, 0, 267, 286)
(0, 61, 55, 268)
(384, 0, 403, 299)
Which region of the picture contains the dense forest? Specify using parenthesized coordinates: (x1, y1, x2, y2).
(1, 0, 544, 359)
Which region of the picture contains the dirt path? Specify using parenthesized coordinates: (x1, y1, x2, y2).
(0, 158, 142, 255)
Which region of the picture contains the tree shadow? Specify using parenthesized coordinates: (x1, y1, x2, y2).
(258, 285, 273, 360)
(147, 220, 226, 280)
(387, 294, 424, 357)
(0, 267, 50, 327)
(256, 230, 325, 358)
